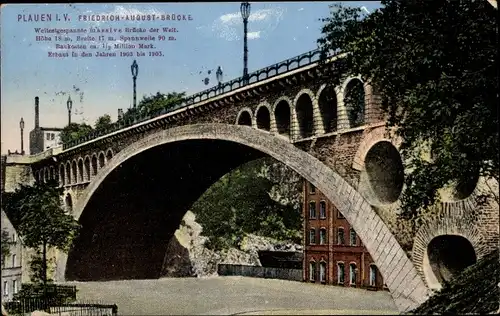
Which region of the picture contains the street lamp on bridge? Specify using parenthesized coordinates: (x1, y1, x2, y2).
(240, 2, 251, 85)
(19, 117, 25, 155)
(66, 96, 73, 125)
(131, 60, 139, 108)
(216, 66, 223, 91)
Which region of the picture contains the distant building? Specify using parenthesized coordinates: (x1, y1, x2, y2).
(302, 180, 385, 290)
(1, 210, 23, 301)
(29, 96, 63, 155)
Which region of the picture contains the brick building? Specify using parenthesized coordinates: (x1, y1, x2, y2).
(302, 180, 385, 290)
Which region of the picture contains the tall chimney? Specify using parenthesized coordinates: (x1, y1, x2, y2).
(35, 96, 40, 128)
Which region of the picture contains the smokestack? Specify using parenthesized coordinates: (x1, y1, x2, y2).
(118, 108, 124, 120)
(35, 96, 40, 128)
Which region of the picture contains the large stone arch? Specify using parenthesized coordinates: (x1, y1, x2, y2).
(64, 124, 428, 312)
(412, 203, 489, 291)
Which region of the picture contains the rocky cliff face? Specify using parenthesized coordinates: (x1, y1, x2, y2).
(160, 210, 302, 278)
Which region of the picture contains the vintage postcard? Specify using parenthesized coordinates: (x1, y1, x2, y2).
(1, 2, 498, 315)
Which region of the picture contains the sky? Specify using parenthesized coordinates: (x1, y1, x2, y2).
(0, 2, 381, 154)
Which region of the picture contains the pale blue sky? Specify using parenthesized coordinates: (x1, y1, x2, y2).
(1, 2, 381, 154)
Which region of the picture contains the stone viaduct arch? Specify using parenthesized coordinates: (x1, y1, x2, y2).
(62, 123, 429, 312)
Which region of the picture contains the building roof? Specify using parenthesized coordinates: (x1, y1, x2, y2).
(39, 127, 64, 131)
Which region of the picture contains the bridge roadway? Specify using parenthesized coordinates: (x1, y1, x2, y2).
(66, 276, 398, 315)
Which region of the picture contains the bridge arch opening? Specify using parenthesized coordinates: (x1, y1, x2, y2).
(59, 164, 65, 186)
(84, 157, 91, 182)
(78, 159, 84, 183)
(66, 162, 71, 185)
(106, 150, 113, 162)
(98, 152, 105, 169)
(91, 155, 98, 176)
(296, 93, 314, 138)
(237, 111, 252, 126)
(318, 85, 338, 133)
(426, 235, 476, 286)
(256, 106, 271, 131)
(274, 100, 291, 136)
(65, 194, 73, 214)
(71, 161, 77, 184)
(362, 141, 404, 204)
(61, 125, 428, 312)
(344, 79, 365, 128)
(44, 168, 49, 182)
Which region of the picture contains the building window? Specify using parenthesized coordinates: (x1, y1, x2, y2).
(309, 201, 316, 219)
(350, 263, 357, 285)
(309, 229, 316, 244)
(51, 133, 55, 140)
(350, 228, 357, 246)
(370, 265, 377, 287)
(46, 133, 50, 140)
(12, 233, 17, 243)
(337, 210, 345, 219)
(319, 201, 326, 219)
(12, 254, 16, 267)
(319, 261, 327, 283)
(337, 228, 345, 245)
(337, 263, 344, 284)
(309, 182, 316, 194)
(13, 279, 18, 294)
(3, 281, 8, 296)
(309, 261, 316, 282)
(319, 228, 327, 245)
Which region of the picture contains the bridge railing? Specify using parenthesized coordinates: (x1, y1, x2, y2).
(63, 48, 331, 150)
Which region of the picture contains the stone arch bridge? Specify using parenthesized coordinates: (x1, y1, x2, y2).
(2, 49, 497, 313)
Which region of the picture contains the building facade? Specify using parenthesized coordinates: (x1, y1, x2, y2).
(1, 210, 23, 301)
(302, 180, 385, 290)
(28, 96, 63, 155)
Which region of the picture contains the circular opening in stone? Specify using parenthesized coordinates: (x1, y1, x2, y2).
(427, 235, 476, 285)
(452, 169, 480, 200)
(237, 111, 252, 126)
(256, 107, 271, 131)
(365, 141, 404, 204)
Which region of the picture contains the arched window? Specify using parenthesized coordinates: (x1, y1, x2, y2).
(337, 262, 345, 285)
(309, 228, 316, 245)
(337, 227, 345, 245)
(350, 263, 357, 285)
(350, 228, 357, 246)
(369, 265, 377, 287)
(309, 261, 316, 282)
(319, 201, 326, 219)
(319, 261, 327, 283)
(319, 228, 327, 245)
(309, 201, 316, 219)
(309, 182, 316, 194)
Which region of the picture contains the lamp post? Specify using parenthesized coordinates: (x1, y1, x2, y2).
(66, 96, 73, 125)
(19, 117, 25, 155)
(131, 60, 139, 108)
(240, 2, 251, 85)
(216, 66, 223, 91)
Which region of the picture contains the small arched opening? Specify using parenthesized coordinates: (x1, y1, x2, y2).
(106, 150, 113, 163)
(344, 79, 365, 128)
(318, 85, 338, 133)
(65, 194, 73, 214)
(295, 93, 314, 138)
(59, 164, 65, 186)
(66, 162, 71, 185)
(71, 161, 77, 184)
(84, 157, 91, 182)
(237, 111, 252, 126)
(91, 155, 98, 176)
(78, 159, 84, 183)
(98, 153, 105, 169)
(256, 106, 271, 131)
(274, 100, 291, 136)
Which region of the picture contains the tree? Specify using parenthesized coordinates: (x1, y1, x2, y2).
(137, 91, 186, 116)
(1, 229, 10, 265)
(2, 180, 80, 290)
(317, 1, 498, 219)
(59, 123, 94, 145)
(94, 114, 113, 132)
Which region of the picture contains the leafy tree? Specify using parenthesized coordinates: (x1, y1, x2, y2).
(137, 91, 186, 116)
(2, 180, 80, 289)
(94, 114, 113, 132)
(317, 1, 498, 219)
(59, 123, 94, 144)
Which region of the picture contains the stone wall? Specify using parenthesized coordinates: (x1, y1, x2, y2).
(217, 264, 302, 282)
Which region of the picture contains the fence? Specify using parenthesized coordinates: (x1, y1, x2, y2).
(4, 299, 118, 316)
(217, 264, 302, 282)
